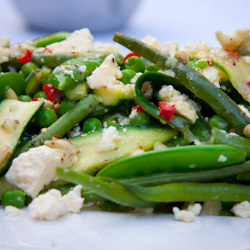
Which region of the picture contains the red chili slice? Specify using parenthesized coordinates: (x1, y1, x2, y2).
(225, 49, 240, 58)
(43, 84, 64, 104)
(17, 49, 32, 64)
(123, 52, 141, 63)
(158, 102, 176, 121)
(132, 105, 144, 113)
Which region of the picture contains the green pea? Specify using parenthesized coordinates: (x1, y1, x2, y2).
(124, 56, 145, 73)
(82, 118, 103, 132)
(102, 117, 118, 127)
(2, 190, 25, 208)
(36, 108, 58, 128)
(120, 69, 136, 84)
(189, 60, 208, 70)
(33, 90, 47, 99)
(21, 62, 38, 77)
(171, 135, 189, 147)
(146, 63, 160, 72)
(18, 95, 32, 102)
(130, 112, 152, 125)
(59, 100, 75, 116)
(209, 115, 230, 131)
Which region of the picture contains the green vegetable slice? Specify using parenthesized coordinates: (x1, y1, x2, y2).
(97, 145, 246, 179)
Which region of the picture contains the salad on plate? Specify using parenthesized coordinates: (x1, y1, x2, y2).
(0, 28, 250, 222)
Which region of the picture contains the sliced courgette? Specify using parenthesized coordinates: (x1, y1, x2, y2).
(70, 125, 177, 174)
(0, 99, 43, 173)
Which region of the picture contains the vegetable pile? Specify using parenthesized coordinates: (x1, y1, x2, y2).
(1, 28, 250, 221)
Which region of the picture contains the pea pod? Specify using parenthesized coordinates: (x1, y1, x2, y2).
(120, 160, 250, 186)
(56, 167, 156, 208)
(97, 145, 246, 179)
(211, 127, 250, 159)
(32, 31, 71, 48)
(0, 72, 25, 99)
(113, 32, 250, 135)
(135, 72, 190, 131)
(124, 182, 250, 202)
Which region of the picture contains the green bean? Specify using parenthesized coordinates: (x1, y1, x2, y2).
(113, 32, 250, 135)
(124, 182, 250, 202)
(32, 31, 71, 48)
(56, 167, 156, 208)
(210, 127, 250, 159)
(14, 94, 98, 155)
(58, 100, 75, 116)
(120, 160, 250, 186)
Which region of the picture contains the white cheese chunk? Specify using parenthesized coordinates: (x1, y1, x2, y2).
(231, 201, 250, 218)
(28, 185, 83, 221)
(5, 142, 79, 198)
(142, 35, 160, 50)
(160, 41, 178, 57)
(4, 206, 23, 217)
(201, 66, 222, 88)
(87, 54, 122, 89)
(96, 126, 122, 152)
(36, 28, 93, 57)
(217, 154, 227, 162)
(173, 203, 202, 222)
(159, 85, 198, 124)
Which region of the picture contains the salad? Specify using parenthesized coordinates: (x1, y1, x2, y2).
(0, 28, 250, 222)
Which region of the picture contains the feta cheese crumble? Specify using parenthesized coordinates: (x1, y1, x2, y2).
(173, 203, 202, 222)
(231, 201, 250, 218)
(5, 141, 79, 198)
(4, 206, 23, 217)
(87, 54, 122, 89)
(28, 185, 84, 221)
(217, 154, 227, 162)
(96, 126, 122, 152)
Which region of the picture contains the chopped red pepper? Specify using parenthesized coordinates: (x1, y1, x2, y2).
(54, 136, 62, 139)
(132, 105, 144, 113)
(225, 49, 240, 58)
(42, 84, 64, 104)
(247, 81, 250, 87)
(158, 102, 176, 121)
(17, 49, 32, 64)
(33, 97, 39, 101)
(123, 52, 141, 63)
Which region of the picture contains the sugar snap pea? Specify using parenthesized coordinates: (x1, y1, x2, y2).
(124, 182, 250, 202)
(56, 167, 156, 208)
(120, 160, 250, 186)
(97, 145, 246, 179)
(135, 72, 190, 131)
(113, 32, 250, 135)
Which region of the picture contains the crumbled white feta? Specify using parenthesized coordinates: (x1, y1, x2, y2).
(87, 54, 122, 89)
(36, 28, 93, 56)
(94, 42, 121, 55)
(67, 124, 81, 138)
(142, 35, 160, 49)
(141, 81, 153, 99)
(160, 41, 178, 57)
(96, 126, 122, 152)
(218, 154, 227, 162)
(4, 206, 23, 217)
(0, 36, 9, 47)
(231, 201, 250, 218)
(159, 85, 198, 123)
(173, 203, 202, 222)
(129, 109, 139, 119)
(201, 66, 222, 88)
(130, 72, 143, 84)
(238, 104, 250, 119)
(28, 185, 83, 221)
(131, 149, 145, 156)
(0, 47, 10, 63)
(153, 141, 167, 151)
(5, 143, 79, 198)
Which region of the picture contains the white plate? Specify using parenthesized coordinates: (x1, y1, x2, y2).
(1, 209, 250, 250)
